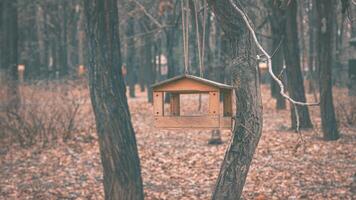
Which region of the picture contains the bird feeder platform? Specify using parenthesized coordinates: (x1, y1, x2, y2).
(151, 74, 234, 129)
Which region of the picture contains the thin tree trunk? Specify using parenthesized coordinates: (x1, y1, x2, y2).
(308, 0, 318, 97)
(349, 2, 356, 96)
(284, 0, 313, 130)
(315, 0, 340, 140)
(84, 0, 144, 199)
(208, 0, 263, 199)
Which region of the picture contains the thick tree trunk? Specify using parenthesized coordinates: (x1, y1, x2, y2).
(284, 0, 313, 130)
(208, 0, 263, 199)
(315, 0, 340, 140)
(84, 0, 144, 199)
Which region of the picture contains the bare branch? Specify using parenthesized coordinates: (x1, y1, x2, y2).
(228, 0, 319, 107)
(131, 0, 162, 28)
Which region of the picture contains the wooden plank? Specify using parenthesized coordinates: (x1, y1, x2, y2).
(153, 92, 164, 116)
(209, 91, 220, 115)
(223, 90, 233, 116)
(170, 93, 180, 116)
(154, 78, 218, 92)
(220, 117, 232, 129)
(154, 116, 220, 128)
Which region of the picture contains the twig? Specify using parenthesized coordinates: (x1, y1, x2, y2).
(131, 0, 162, 28)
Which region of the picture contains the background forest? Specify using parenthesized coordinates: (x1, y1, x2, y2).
(0, 0, 355, 199)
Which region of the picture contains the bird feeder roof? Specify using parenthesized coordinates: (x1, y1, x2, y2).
(151, 74, 233, 93)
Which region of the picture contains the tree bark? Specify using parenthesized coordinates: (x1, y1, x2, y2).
(315, 0, 340, 140)
(208, 0, 263, 199)
(84, 0, 144, 199)
(284, 0, 313, 130)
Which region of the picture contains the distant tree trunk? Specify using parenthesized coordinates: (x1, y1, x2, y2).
(59, 3, 68, 77)
(0, 1, 2, 73)
(268, 1, 286, 110)
(146, 37, 155, 103)
(164, 10, 177, 103)
(315, 0, 339, 140)
(205, 12, 213, 79)
(349, 2, 356, 96)
(139, 43, 146, 92)
(1, 0, 20, 110)
(189, 0, 199, 74)
(307, 0, 318, 95)
(77, 3, 85, 68)
(284, 0, 313, 130)
(36, 5, 46, 78)
(126, 16, 136, 98)
(84, 0, 144, 199)
(297, 1, 307, 72)
(208, 0, 263, 199)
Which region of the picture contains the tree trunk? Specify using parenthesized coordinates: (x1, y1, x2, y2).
(307, 0, 318, 95)
(284, 0, 313, 130)
(268, 1, 286, 110)
(126, 16, 136, 98)
(146, 37, 155, 103)
(315, 0, 339, 140)
(58, 3, 69, 77)
(208, 0, 263, 199)
(349, 2, 356, 96)
(164, 10, 177, 103)
(1, 0, 20, 110)
(84, 0, 144, 199)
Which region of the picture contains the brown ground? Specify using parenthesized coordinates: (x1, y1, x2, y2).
(0, 84, 355, 200)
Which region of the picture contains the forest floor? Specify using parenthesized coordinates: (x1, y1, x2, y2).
(0, 84, 355, 200)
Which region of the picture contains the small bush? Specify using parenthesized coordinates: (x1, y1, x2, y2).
(0, 80, 91, 148)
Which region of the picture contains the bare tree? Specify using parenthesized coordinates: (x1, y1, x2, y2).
(283, 0, 313, 130)
(315, 0, 340, 140)
(84, 0, 144, 199)
(208, 0, 263, 199)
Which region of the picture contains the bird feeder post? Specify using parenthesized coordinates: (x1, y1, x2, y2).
(223, 90, 233, 117)
(170, 93, 180, 116)
(154, 92, 164, 116)
(209, 91, 220, 116)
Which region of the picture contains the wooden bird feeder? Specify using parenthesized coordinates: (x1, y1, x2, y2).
(151, 74, 234, 129)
